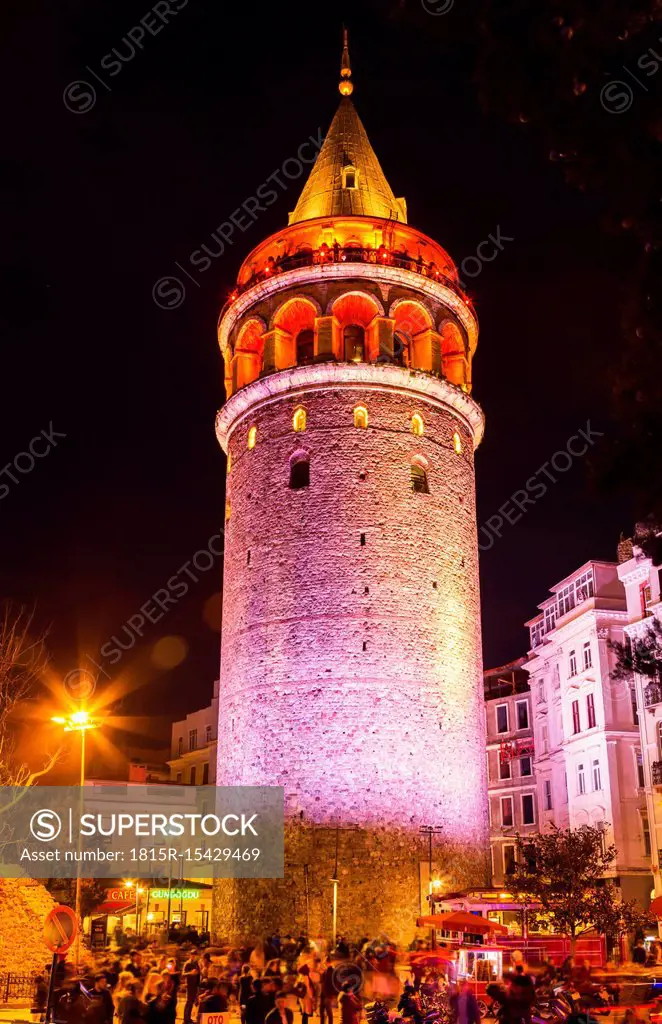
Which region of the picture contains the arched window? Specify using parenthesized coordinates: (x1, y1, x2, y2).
(289, 455, 310, 490)
(453, 431, 463, 454)
(225, 500, 231, 521)
(393, 330, 410, 367)
(411, 459, 430, 494)
(354, 406, 368, 429)
(344, 324, 365, 363)
(657, 720, 662, 761)
(226, 452, 232, 474)
(411, 414, 424, 437)
(247, 425, 257, 449)
(293, 407, 307, 432)
(296, 328, 314, 365)
(342, 165, 358, 189)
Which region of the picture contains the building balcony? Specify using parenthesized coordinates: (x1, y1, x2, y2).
(644, 684, 662, 709)
(651, 761, 662, 787)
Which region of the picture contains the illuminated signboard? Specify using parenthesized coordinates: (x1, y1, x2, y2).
(151, 889, 200, 900)
(107, 888, 136, 902)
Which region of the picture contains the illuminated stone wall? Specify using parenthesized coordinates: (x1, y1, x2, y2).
(214, 357, 488, 943)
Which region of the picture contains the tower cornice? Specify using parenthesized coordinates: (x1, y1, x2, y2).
(218, 260, 478, 356)
(215, 361, 484, 451)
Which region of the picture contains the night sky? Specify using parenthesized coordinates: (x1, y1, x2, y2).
(1, 0, 642, 771)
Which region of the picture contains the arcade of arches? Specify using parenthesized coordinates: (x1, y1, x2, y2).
(225, 292, 471, 398)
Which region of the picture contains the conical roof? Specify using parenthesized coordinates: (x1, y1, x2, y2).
(289, 97, 407, 225)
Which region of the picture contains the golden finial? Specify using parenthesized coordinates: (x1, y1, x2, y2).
(339, 26, 353, 96)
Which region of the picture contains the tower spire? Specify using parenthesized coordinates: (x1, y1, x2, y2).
(339, 26, 353, 96)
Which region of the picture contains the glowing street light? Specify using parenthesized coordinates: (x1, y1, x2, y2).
(51, 708, 101, 965)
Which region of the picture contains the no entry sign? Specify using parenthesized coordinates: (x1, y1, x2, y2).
(43, 904, 78, 954)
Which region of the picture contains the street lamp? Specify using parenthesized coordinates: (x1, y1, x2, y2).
(51, 709, 100, 965)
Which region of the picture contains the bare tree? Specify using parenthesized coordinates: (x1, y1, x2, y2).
(0, 606, 59, 787)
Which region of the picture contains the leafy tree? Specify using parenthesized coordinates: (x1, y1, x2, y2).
(45, 877, 107, 919)
(511, 824, 648, 952)
(610, 616, 662, 685)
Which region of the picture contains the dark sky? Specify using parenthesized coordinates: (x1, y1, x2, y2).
(1, 0, 636, 769)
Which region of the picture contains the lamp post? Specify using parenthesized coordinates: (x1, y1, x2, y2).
(51, 709, 100, 966)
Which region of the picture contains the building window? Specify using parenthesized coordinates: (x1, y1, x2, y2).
(189, 766, 196, 786)
(176, 772, 183, 784)
(516, 700, 529, 730)
(453, 431, 462, 454)
(227, 452, 232, 474)
(544, 779, 553, 811)
(520, 755, 532, 777)
(354, 405, 368, 429)
(642, 811, 652, 857)
(202, 762, 209, 785)
(296, 329, 314, 365)
(522, 794, 535, 825)
(637, 750, 645, 788)
(544, 606, 557, 633)
(541, 725, 549, 754)
(531, 621, 545, 649)
(499, 757, 511, 781)
(225, 500, 231, 522)
(564, 770, 568, 801)
(501, 797, 514, 828)
(177, 737, 183, 756)
(289, 455, 310, 490)
(496, 705, 509, 734)
(205, 724, 212, 743)
(557, 583, 576, 618)
(189, 729, 197, 752)
(503, 844, 516, 876)
(575, 569, 594, 603)
(293, 407, 307, 432)
(410, 462, 430, 494)
(344, 324, 365, 362)
(586, 693, 596, 729)
(572, 700, 581, 734)
(569, 650, 578, 677)
(592, 758, 602, 791)
(632, 685, 639, 726)
(583, 641, 593, 670)
(577, 763, 586, 795)
(411, 413, 424, 436)
(342, 164, 358, 189)
(247, 425, 257, 449)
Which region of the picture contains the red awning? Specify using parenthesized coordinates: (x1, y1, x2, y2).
(94, 902, 136, 916)
(416, 912, 508, 934)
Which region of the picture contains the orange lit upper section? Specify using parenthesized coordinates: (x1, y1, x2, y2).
(234, 216, 459, 291)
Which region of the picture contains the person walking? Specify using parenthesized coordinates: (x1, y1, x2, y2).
(117, 981, 146, 1024)
(319, 963, 336, 1024)
(266, 992, 294, 1024)
(182, 952, 201, 1024)
(338, 983, 361, 1024)
(238, 965, 254, 1024)
(145, 979, 176, 1024)
(450, 980, 481, 1024)
(246, 978, 271, 1024)
(295, 965, 315, 1024)
(86, 975, 115, 1024)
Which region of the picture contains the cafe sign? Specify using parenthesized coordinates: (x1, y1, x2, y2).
(151, 889, 200, 900)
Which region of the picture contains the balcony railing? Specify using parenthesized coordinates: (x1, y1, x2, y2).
(652, 761, 662, 786)
(220, 244, 470, 319)
(645, 684, 662, 709)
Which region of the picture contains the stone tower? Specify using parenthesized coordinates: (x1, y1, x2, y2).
(213, 39, 488, 945)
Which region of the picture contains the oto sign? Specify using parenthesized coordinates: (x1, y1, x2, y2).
(44, 904, 78, 954)
(199, 1015, 225, 1024)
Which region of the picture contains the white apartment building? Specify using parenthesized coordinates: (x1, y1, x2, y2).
(484, 660, 537, 885)
(525, 560, 652, 906)
(617, 540, 662, 897)
(168, 679, 219, 785)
